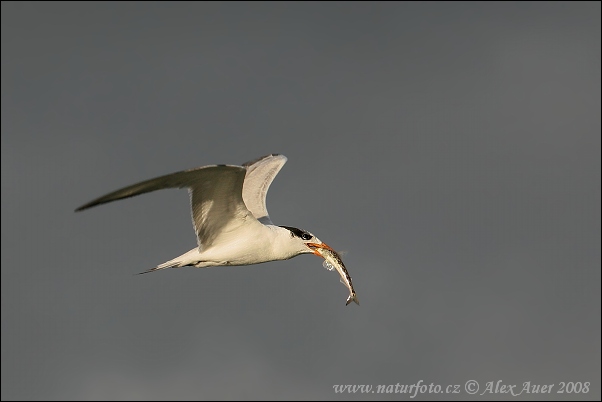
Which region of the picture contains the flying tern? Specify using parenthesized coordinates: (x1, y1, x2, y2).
(76, 154, 359, 305)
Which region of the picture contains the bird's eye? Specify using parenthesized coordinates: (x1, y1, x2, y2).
(301, 233, 312, 241)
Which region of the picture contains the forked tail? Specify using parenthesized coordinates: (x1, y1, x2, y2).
(137, 260, 182, 275)
(137, 266, 166, 275)
(137, 248, 201, 274)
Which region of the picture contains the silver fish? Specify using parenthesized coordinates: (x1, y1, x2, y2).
(310, 244, 359, 306)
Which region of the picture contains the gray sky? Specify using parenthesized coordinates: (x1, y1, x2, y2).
(1, 2, 600, 400)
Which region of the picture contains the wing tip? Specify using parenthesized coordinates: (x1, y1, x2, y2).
(74, 200, 102, 212)
(74, 204, 90, 212)
(242, 153, 286, 167)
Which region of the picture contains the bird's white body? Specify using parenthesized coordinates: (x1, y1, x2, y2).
(76, 154, 359, 305)
(160, 224, 306, 269)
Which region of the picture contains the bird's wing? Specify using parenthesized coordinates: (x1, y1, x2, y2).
(75, 164, 259, 250)
(241, 154, 288, 225)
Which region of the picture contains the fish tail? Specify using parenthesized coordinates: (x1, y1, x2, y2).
(346, 294, 360, 306)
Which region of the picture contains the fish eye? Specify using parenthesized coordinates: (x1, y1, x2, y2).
(301, 233, 312, 241)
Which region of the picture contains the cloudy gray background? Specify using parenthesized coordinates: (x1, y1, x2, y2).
(1, 2, 600, 400)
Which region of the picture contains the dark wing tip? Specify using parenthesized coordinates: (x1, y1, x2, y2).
(74, 203, 92, 212)
(74, 198, 112, 212)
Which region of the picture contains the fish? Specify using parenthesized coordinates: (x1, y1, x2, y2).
(310, 245, 359, 306)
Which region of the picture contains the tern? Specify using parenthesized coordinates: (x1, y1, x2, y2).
(76, 154, 359, 305)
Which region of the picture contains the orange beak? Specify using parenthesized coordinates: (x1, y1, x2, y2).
(306, 242, 335, 256)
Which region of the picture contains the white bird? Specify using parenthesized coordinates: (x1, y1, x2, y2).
(76, 154, 359, 305)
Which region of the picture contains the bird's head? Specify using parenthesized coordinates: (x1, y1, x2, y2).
(278, 225, 336, 259)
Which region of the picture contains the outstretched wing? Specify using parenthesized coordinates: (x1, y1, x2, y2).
(75, 164, 260, 250)
(241, 154, 288, 225)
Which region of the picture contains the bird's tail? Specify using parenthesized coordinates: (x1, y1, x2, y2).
(137, 266, 167, 275)
(136, 248, 201, 275)
(137, 257, 188, 275)
(137, 260, 181, 275)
